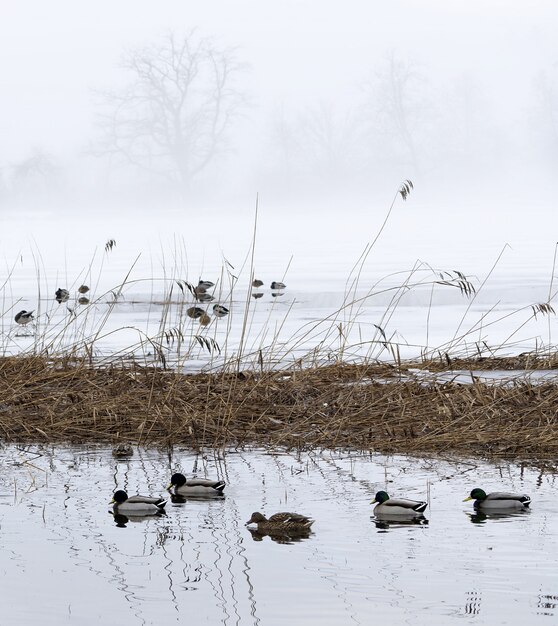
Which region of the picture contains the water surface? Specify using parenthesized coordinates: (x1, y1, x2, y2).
(1, 445, 557, 624)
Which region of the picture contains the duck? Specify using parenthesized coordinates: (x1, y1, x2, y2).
(252, 279, 264, 288)
(213, 304, 229, 318)
(186, 306, 205, 319)
(196, 292, 215, 303)
(78, 285, 90, 294)
(15, 310, 34, 325)
(464, 488, 531, 511)
(252, 292, 264, 299)
(112, 443, 133, 458)
(55, 288, 70, 303)
(198, 280, 215, 290)
(199, 313, 211, 326)
(78, 296, 90, 305)
(372, 491, 428, 517)
(167, 473, 226, 497)
(111, 490, 166, 515)
(270, 281, 286, 290)
(245, 511, 314, 532)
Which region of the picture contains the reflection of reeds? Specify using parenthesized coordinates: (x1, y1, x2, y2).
(1, 356, 558, 454)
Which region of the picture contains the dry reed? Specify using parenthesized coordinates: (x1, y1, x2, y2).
(1, 354, 557, 456)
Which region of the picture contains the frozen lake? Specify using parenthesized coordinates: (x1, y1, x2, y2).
(0, 445, 556, 625)
(1, 202, 556, 366)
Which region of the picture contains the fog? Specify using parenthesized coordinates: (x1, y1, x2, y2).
(1, 1, 557, 293)
(0, 1, 556, 204)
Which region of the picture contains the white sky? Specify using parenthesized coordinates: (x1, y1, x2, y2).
(1, 0, 557, 160)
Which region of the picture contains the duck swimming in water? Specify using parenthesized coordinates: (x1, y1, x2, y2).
(372, 491, 428, 517)
(167, 473, 226, 497)
(111, 490, 166, 515)
(464, 488, 531, 511)
(246, 512, 314, 532)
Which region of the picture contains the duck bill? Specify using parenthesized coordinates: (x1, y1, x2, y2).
(463, 496, 473, 502)
(370, 500, 378, 505)
(166, 484, 173, 491)
(110, 499, 116, 504)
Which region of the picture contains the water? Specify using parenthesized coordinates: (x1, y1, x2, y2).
(1, 444, 557, 625)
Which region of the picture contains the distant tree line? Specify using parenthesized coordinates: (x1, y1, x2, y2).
(2, 31, 558, 208)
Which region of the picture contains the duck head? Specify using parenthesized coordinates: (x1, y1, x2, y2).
(464, 488, 487, 502)
(372, 491, 390, 505)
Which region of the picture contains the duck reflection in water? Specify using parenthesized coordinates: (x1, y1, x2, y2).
(110, 512, 166, 527)
(247, 526, 313, 544)
(112, 512, 130, 527)
(467, 509, 531, 524)
(373, 516, 429, 531)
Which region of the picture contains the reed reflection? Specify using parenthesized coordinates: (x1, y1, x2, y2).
(464, 590, 482, 615)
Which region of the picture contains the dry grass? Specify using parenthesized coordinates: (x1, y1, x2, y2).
(1, 354, 557, 456)
(409, 352, 558, 372)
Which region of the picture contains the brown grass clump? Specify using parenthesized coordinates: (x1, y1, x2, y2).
(1, 355, 558, 456)
(410, 353, 558, 372)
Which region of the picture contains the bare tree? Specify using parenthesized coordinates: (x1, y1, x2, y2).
(10, 148, 61, 201)
(97, 31, 246, 189)
(363, 52, 430, 175)
(299, 104, 363, 178)
(267, 103, 363, 190)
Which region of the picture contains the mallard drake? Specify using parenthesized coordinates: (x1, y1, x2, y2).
(197, 292, 215, 303)
(112, 443, 133, 458)
(15, 310, 34, 325)
(198, 280, 215, 290)
(167, 473, 226, 497)
(55, 288, 70, 303)
(213, 304, 229, 318)
(245, 511, 314, 532)
(252, 279, 264, 288)
(270, 281, 286, 290)
(464, 488, 531, 511)
(111, 490, 166, 515)
(372, 491, 428, 517)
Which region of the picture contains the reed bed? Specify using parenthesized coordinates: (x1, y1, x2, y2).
(1, 354, 557, 456)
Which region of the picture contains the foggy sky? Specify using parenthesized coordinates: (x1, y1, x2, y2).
(1, 0, 558, 211)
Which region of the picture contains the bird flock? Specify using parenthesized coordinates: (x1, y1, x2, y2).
(15, 279, 287, 329)
(110, 453, 531, 536)
(372, 489, 531, 519)
(110, 469, 315, 537)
